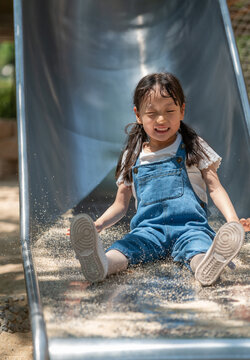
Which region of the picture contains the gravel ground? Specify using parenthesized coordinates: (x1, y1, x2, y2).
(0, 296, 30, 334)
(32, 208, 250, 340)
(1, 178, 248, 359)
(0, 179, 32, 359)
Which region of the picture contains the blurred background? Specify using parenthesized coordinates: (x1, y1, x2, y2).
(0, 0, 17, 180)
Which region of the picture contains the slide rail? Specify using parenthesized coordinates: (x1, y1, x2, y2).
(13, 1, 49, 359)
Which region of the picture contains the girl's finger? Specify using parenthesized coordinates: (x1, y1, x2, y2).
(239, 218, 250, 232)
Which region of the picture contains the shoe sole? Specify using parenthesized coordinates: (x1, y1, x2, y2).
(195, 221, 245, 286)
(70, 214, 107, 282)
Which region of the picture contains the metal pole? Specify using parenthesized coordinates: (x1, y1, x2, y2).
(13, 1, 49, 359)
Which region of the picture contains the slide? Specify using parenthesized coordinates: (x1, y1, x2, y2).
(14, 0, 250, 359)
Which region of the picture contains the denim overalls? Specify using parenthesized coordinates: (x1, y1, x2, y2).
(108, 141, 215, 267)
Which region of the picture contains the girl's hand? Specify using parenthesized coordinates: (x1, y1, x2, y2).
(94, 220, 104, 233)
(239, 218, 250, 232)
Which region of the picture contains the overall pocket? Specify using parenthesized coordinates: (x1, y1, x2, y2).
(137, 168, 184, 206)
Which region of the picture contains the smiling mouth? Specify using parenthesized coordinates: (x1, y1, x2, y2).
(155, 127, 170, 133)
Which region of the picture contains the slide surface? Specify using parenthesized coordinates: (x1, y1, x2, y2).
(14, 0, 250, 359)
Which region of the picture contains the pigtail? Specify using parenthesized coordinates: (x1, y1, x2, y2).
(115, 123, 148, 184)
(179, 121, 210, 166)
(116, 73, 211, 183)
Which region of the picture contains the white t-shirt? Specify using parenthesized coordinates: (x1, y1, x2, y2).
(116, 133, 221, 206)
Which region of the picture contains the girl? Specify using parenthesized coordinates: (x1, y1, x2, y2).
(70, 72, 249, 286)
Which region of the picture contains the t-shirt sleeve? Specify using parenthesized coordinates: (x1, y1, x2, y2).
(116, 150, 132, 187)
(198, 137, 222, 171)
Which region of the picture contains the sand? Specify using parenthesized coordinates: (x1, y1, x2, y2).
(0, 179, 32, 360)
(1, 177, 249, 359)
(32, 208, 250, 340)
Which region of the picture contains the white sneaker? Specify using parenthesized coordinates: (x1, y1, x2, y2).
(195, 221, 245, 286)
(70, 214, 108, 282)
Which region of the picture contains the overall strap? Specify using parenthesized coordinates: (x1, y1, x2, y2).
(175, 140, 186, 160)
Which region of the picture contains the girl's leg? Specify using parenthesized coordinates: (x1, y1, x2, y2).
(195, 222, 245, 286)
(70, 214, 128, 283)
(106, 250, 128, 275)
(173, 222, 244, 286)
(70, 214, 108, 282)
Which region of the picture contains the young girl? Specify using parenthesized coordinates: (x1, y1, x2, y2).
(69, 72, 249, 286)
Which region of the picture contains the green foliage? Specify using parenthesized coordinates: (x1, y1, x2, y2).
(0, 42, 16, 118)
(0, 85, 16, 118)
(234, 0, 248, 9)
(236, 35, 250, 58)
(0, 42, 15, 68)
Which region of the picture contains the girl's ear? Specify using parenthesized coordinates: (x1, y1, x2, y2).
(134, 106, 142, 124)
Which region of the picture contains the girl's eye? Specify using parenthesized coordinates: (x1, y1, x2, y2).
(167, 110, 174, 113)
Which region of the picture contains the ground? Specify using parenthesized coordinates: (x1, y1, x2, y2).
(0, 178, 249, 359)
(0, 178, 32, 359)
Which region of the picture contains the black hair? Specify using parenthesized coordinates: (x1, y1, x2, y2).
(115, 72, 209, 184)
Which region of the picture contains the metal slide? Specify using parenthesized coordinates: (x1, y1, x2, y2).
(14, 0, 250, 359)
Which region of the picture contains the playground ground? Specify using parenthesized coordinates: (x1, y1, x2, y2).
(0, 178, 249, 359)
(0, 178, 32, 360)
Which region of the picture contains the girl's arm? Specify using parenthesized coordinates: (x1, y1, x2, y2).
(201, 164, 239, 223)
(94, 183, 132, 232)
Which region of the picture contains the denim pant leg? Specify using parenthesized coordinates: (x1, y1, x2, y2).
(106, 227, 171, 266)
(171, 229, 214, 268)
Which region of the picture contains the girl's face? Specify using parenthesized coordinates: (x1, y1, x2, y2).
(134, 87, 185, 151)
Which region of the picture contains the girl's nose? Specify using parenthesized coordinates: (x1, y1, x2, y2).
(157, 115, 167, 124)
